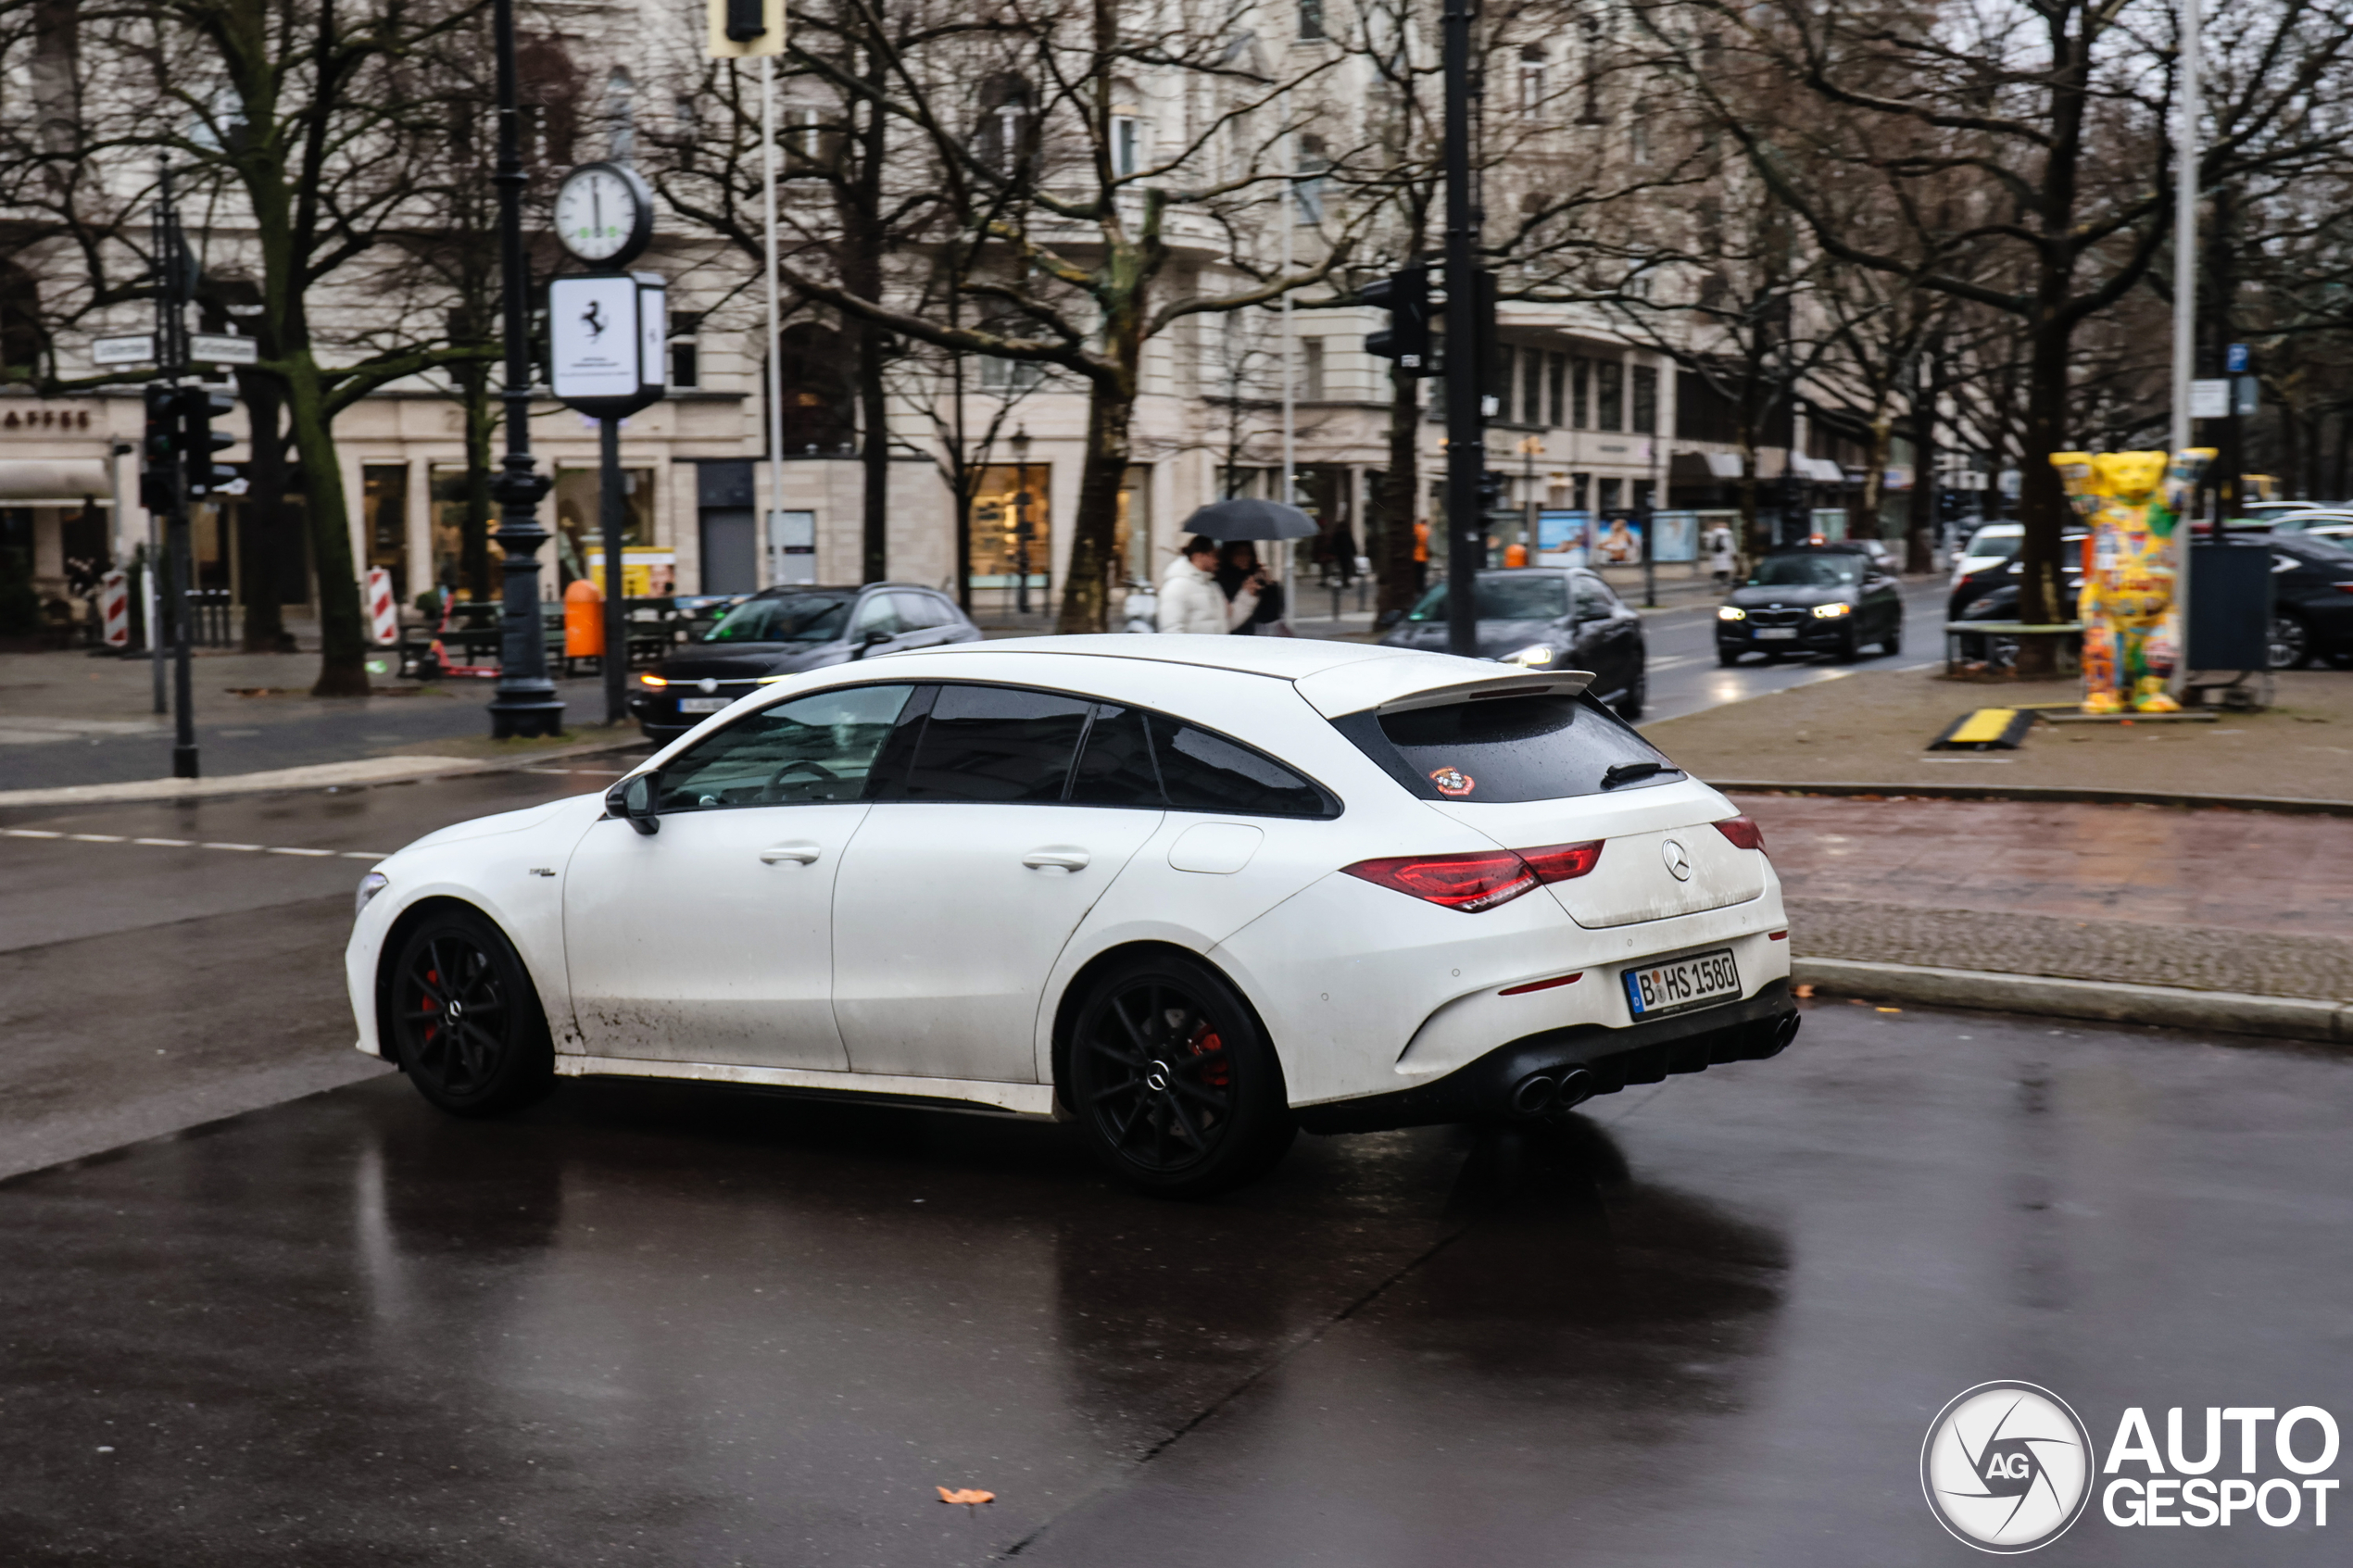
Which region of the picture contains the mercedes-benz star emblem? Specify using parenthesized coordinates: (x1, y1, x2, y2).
(1661, 839, 1692, 881)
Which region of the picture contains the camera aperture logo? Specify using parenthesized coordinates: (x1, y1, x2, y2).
(1921, 1382, 2094, 1552)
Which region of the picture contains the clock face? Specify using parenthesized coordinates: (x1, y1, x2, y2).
(554, 165, 645, 263)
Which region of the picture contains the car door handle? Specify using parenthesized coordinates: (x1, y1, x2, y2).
(759, 842, 823, 865)
(1022, 847, 1091, 872)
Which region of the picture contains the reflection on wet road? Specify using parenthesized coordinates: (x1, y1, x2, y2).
(3, 1004, 2345, 1565)
(1638, 576, 1955, 725)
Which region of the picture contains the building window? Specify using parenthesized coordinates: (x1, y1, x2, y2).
(1596, 359, 1624, 431)
(1113, 114, 1141, 177)
(670, 340, 699, 389)
(1631, 364, 1657, 433)
(976, 76, 1031, 173)
(1597, 476, 1622, 512)
(1522, 349, 1545, 428)
(1519, 46, 1546, 119)
(786, 106, 824, 167)
(1294, 133, 1328, 222)
(1491, 344, 1516, 422)
(1547, 352, 1567, 427)
(1300, 0, 1326, 41)
(1300, 338, 1325, 401)
(1629, 101, 1652, 165)
(1579, 19, 1605, 125)
(1570, 358, 1589, 428)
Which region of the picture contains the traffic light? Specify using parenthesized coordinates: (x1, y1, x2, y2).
(1364, 265, 1431, 376)
(140, 384, 179, 513)
(177, 385, 237, 500)
(1479, 469, 1511, 518)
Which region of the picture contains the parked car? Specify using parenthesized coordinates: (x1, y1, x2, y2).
(2263, 508, 2353, 548)
(2261, 533, 2353, 669)
(1950, 522, 2022, 587)
(1379, 568, 1649, 719)
(628, 583, 980, 744)
(1717, 544, 1905, 664)
(347, 638, 1798, 1197)
(1945, 533, 2089, 625)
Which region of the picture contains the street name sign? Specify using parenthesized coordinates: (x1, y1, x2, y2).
(92, 334, 156, 366)
(2190, 379, 2231, 420)
(189, 333, 259, 367)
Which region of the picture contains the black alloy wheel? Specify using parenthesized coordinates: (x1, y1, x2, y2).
(2269, 613, 2312, 671)
(1717, 646, 1741, 668)
(1834, 626, 1862, 662)
(1884, 618, 1904, 656)
(1065, 955, 1294, 1198)
(1616, 669, 1647, 721)
(386, 909, 554, 1117)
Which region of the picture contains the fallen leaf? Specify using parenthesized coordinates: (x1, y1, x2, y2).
(1793, 984, 1816, 999)
(938, 1487, 996, 1507)
(1875, 1007, 1902, 1013)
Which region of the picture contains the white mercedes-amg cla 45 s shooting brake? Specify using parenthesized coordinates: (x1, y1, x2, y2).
(347, 637, 1798, 1197)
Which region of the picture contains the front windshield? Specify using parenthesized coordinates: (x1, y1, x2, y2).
(1746, 554, 1862, 588)
(1405, 576, 1571, 622)
(1964, 529, 2021, 560)
(702, 593, 853, 645)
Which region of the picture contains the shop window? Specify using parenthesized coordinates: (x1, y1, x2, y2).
(968, 463, 1050, 592)
(362, 465, 409, 604)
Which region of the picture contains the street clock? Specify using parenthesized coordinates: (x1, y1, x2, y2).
(553, 162, 654, 267)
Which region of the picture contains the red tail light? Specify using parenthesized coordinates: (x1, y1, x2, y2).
(1713, 814, 1766, 852)
(1521, 840, 1604, 883)
(1343, 850, 1538, 912)
(1342, 838, 1603, 913)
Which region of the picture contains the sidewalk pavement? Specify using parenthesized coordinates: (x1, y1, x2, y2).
(1744, 791, 2353, 1040)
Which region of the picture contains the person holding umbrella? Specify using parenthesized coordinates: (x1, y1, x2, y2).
(1157, 534, 1257, 633)
(1154, 497, 1315, 635)
(1215, 541, 1286, 634)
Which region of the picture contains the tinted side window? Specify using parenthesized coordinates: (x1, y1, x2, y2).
(1069, 704, 1161, 808)
(1149, 714, 1330, 817)
(890, 592, 942, 630)
(1572, 579, 1614, 619)
(654, 684, 915, 811)
(900, 684, 1091, 803)
(850, 595, 902, 638)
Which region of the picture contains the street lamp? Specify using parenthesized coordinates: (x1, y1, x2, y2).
(1011, 425, 1033, 617)
(484, 0, 562, 738)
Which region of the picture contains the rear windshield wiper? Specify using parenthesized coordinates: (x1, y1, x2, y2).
(1599, 759, 1681, 790)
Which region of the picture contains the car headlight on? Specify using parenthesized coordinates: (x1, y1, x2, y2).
(1502, 644, 1556, 666)
(638, 672, 668, 687)
(354, 871, 389, 919)
(1718, 606, 1747, 621)
(1812, 602, 1852, 619)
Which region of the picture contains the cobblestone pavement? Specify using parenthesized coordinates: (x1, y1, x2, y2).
(1743, 793, 2353, 997)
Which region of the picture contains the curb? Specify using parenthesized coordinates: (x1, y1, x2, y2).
(1712, 780, 2353, 819)
(1794, 958, 2352, 1046)
(0, 734, 651, 811)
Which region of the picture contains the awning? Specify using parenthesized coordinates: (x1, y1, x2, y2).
(0, 459, 114, 506)
(1667, 450, 1749, 483)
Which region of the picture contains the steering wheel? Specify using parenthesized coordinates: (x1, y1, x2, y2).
(763, 758, 839, 798)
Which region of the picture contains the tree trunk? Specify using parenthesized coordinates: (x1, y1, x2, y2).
(859, 333, 889, 583)
(2012, 306, 2073, 674)
(1906, 383, 1937, 575)
(456, 358, 496, 603)
(282, 352, 370, 696)
(1059, 386, 1135, 634)
(1374, 365, 1421, 621)
(1851, 408, 1890, 542)
(235, 375, 290, 651)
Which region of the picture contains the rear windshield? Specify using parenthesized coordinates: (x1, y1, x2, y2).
(1405, 576, 1570, 622)
(1964, 528, 2022, 559)
(704, 593, 853, 644)
(1332, 693, 1681, 803)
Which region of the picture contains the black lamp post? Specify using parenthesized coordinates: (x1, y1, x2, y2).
(1011, 425, 1034, 618)
(485, 0, 563, 737)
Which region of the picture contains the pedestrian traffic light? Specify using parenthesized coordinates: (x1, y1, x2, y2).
(1479, 469, 1511, 517)
(1364, 265, 1432, 376)
(177, 384, 237, 500)
(140, 383, 179, 513)
(708, 0, 784, 56)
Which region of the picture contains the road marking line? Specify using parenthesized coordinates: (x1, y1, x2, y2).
(68, 833, 126, 841)
(5, 828, 394, 859)
(3, 829, 63, 838)
(200, 842, 264, 851)
(132, 837, 192, 846)
(265, 846, 335, 857)
(341, 850, 386, 859)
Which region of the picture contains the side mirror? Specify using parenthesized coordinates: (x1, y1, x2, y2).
(1374, 608, 1403, 631)
(851, 626, 891, 659)
(606, 772, 661, 836)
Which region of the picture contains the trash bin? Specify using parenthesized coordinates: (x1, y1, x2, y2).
(563, 576, 604, 660)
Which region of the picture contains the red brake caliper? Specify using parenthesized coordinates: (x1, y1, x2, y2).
(1185, 1022, 1229, 1088)
(421, 968, 439, 1040)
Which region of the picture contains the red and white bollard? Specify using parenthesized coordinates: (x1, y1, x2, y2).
(98, 570, 131, 648)
(364, 567, 399, 646)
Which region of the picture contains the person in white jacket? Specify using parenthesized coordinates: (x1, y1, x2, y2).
(1156, 535, 1257, 633)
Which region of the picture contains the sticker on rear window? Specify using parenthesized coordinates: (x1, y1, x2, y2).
(1428, 766, 1476, 797)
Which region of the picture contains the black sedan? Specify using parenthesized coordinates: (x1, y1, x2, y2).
(1379, 568, 1649, 718)
(2264, 533, 2353, 669)
(1717, 545, 1903, 665)
(629, 583, 981, 743)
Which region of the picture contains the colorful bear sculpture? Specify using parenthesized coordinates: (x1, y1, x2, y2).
(2047, 447, 2213, 714)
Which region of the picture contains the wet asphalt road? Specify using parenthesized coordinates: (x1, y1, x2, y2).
(1637, 574, 1954, 725)
(3, 1004, 2347, 1565)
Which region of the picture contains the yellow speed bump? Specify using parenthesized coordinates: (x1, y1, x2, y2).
(1930, 708, 2035, 751)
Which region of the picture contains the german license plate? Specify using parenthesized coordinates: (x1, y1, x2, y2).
(1755, 627, 1798, 641)
(1623, 948, 1741, 1019)
(677, 696, 729, 713)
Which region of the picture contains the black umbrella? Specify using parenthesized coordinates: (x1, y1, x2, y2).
(1178, 497, 1318, 541)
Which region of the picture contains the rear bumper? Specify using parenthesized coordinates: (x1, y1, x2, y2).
(1295, 980, 1797, 1134)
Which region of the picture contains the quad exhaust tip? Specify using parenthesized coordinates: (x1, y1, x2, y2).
(1508, 1067, 1599, 1119)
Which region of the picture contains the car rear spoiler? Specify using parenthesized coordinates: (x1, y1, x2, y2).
(1293, 660, 1594, 719)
